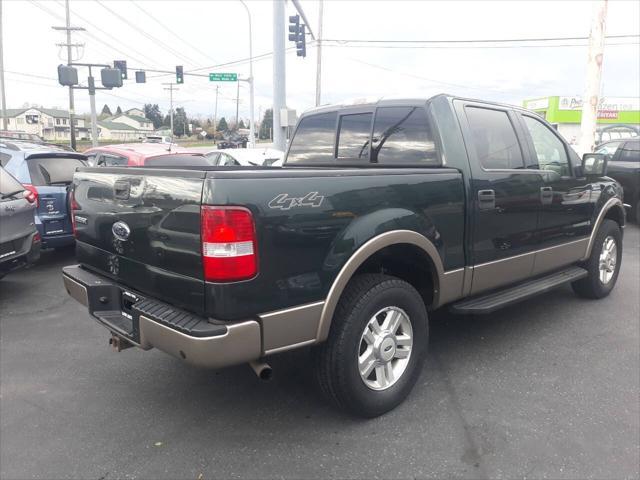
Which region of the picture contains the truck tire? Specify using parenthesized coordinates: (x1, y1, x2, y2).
(314, 274, 428, 417)
(572, 219, 622, 299)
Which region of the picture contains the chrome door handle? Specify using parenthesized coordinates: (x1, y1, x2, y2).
(478, 189, 495, 210)
(540, 186, 553, 205)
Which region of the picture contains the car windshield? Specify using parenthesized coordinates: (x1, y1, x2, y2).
(0, 166, 25, 197)
(26, 156, 87, 186)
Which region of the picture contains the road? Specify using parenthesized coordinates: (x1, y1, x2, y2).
(1, 226, 638, 479)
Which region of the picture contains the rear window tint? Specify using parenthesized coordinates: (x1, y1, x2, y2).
(26, 156, 86, 186)
(287, 112, 337, 164)
(0, 166, 24, 196)
(371, 107, 438, 165)
(337, 113, 372, 160)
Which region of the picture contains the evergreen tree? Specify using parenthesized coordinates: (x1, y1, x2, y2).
(259, 109, 273, 140)
(238, 119, 246, 130)
(116, 106, 123, 114)
(100, 104, 112, 117)
(143, 104, 163, 129)
(217, 117, 228, 132)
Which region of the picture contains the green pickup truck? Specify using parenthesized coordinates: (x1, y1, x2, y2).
(63, 94, 625, 417)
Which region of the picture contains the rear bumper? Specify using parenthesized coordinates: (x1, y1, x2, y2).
(62, 265, 262, 369)
(38, 228, 75, 248)
(0, 231, 41, 275)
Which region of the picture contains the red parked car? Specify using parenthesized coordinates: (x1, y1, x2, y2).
(83, 143, 190, 167)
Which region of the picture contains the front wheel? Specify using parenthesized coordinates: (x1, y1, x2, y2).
(314, 274, 428, 417)
(572, 219, 622, 299)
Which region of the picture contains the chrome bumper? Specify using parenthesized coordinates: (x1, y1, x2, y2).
(62, 265, 261, 369)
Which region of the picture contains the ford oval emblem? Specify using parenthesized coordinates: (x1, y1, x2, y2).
(112, 221, 131, 241)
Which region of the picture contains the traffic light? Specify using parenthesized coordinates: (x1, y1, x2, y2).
(135, 71, 146, 83)
(296, 24, 306, 58)
(288, 14, 306, 58)
(288, 15, 300, 42)
(114, 60, 128, 80)
(57, 65, 78, 86)
(101, 68, 123, 88)
(176, 65, 184, 84)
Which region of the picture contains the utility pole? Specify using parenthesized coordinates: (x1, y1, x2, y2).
(239, 0, 255, 147)
(213, 84, 219, 139)
(87, 69, 98, 147)
(162, 83, 177, 141)
(272, 0, 286, 151)
(315, 0, 323, 106)
(53, 0, 85, 150)
(578, 0, 608, 156)
(235, 80, 240, 128)
(0, 0, 8, 130)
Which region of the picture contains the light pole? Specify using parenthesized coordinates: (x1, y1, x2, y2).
(239, 0, 255, 147)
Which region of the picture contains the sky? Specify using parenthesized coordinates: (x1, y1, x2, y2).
(2, 0, 640, 123)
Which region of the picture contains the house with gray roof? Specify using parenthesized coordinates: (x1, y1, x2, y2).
(0, 107, 89, 141)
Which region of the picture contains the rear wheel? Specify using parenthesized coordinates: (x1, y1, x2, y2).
(572, 219, 622, 299)
(314, 274, 428, 417)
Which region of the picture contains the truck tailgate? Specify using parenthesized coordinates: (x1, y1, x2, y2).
(72, 167, 206, 314)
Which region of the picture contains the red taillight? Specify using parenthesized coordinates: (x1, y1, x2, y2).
(201, 206, 257, 282)
(23, 184, 38, 206)
(69, 189, 80, 237)
(33, 232, 41, 243)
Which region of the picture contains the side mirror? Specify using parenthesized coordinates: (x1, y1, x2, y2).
(582, 153, 609, 176)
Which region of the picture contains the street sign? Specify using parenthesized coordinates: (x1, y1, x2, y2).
(209, 73, 237, 82)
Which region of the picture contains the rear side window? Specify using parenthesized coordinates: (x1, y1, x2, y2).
(0, 166, 24, 197)
(337, 113, 372, 160)
(619, 141, 640, 162)
(466, 107, 524, 170)
(371, 107, 438, 164)
(26, 157, 86, 185)
(287, 111, 337, 164)
(99, 154, 128, 167)
(144, 154, 212, 167)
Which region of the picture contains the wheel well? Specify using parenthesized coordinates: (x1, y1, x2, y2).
(604, 205, 625, 228)
(353, 243, 436, 308)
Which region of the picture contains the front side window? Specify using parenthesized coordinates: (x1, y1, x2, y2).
(287, 111, 337, 164)
(523, 115, 570, 176)
(466, 107, 524, 170)
(371, 107, 438, 164)
(337, 113, 372, 160)
(101, 155, 128, 167)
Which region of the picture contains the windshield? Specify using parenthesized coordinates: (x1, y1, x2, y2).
(0, 166, 25, 197)
(26, 156, 87, 186)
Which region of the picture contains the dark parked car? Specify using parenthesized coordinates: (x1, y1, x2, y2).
(1, 141, 87, 249)
(63, 94, 625, 417)
(601, 139, 639, 223)
(0, 166, 41, 278)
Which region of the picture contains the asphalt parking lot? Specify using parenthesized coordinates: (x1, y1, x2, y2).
(1, 226, 638, 480)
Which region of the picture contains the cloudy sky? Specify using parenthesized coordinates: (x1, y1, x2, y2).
(2, 0, 639, 122)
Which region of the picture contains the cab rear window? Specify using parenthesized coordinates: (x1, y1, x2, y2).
(26, 156, 87, 186)
(287, 111, 337, 164)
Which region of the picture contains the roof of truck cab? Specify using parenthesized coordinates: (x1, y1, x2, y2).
(300, 94, 527, 117)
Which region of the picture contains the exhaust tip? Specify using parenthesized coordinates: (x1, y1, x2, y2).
(249, 360, 273, 381)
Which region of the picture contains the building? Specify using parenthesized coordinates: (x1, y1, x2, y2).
(523, 96, 640, 144)
(95, 109, 154, 141)
(0, 107, 90, 141)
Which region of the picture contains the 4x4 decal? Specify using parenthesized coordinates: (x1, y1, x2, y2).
(268, 192, 324, 210)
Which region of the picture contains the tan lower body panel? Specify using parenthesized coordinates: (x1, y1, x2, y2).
(532, 238, 589, 276)
(259, 301, 325, 355)
(138, 316, 262, 369)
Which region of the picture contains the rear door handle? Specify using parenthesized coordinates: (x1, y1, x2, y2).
(478, 189, 495, 210)
(540, 186, 553, 205)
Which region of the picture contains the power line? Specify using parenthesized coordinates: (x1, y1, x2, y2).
(130, 0, 218, 65)
(93, 0, 203, 68)
(322, 41, 640, 50)
(321, 34, 639, 44)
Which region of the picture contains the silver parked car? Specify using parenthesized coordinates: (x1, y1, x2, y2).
(0, 166, 41, 279)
